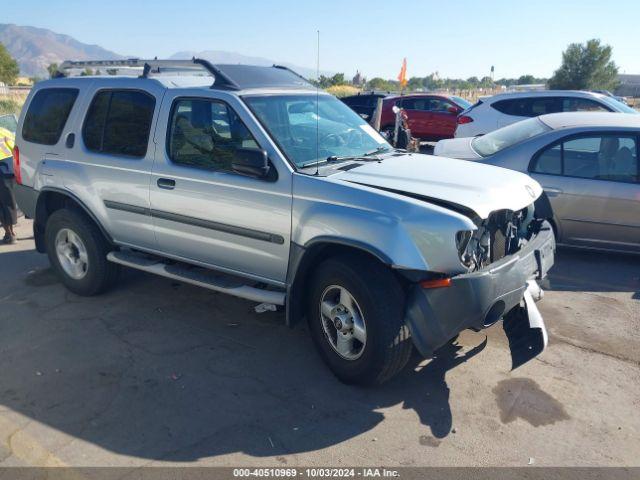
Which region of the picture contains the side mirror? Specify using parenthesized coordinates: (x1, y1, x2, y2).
(232, 148, 271, 178)
(447, 106, 460, 115)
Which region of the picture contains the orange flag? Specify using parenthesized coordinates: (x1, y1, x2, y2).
(398, 58, 407, 89)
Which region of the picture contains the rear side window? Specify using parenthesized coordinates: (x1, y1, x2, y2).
(492, 97, 561, 117)
(83, 90, 155, 158)
(22, 88, 78, 145)
(492, 99, 527, 116)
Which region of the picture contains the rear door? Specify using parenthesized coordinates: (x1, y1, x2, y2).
(427, 97, 459, 139)
(69, 82, 162, 250)
(530, 132, 640, 252)
(400, 97, 431, 138)
(149, 91, 293, 285)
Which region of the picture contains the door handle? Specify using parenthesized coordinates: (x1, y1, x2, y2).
(157, 178, 176, 190)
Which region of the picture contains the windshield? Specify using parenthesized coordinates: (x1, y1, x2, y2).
(451, 96, 472, 110)
(599, 96, 639, 114)
(472, 117, 550, 157)
(243, 94, 391, 169)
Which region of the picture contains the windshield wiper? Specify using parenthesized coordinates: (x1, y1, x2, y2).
(299, 146, 395, 169)
(325, 146, 393, 163)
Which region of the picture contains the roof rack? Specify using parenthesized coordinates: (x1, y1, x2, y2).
(57, 58, 241, 90)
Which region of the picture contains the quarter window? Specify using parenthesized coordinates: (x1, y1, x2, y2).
(532, 135, 638, 183)
(83, 90, 155, 158)
(167, 98, 259, 172)
(532, 144, 562, 175)
(562, 98, 610, 112)
(22, 88, 78, 145)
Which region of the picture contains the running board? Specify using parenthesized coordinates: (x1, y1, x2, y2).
(107, 250, 285, 306)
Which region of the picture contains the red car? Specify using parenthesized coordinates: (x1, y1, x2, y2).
(380, 94, 472, 141)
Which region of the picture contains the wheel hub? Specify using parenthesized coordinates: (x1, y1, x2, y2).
(320, 285, 367, 361)
(55, 228, 89, 280)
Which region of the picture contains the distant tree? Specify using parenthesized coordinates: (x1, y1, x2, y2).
(548, 39, 619, 91)
(407, 77, 424, 90)
(466, 76, 480, 87)
(80, 68, 94, 77)
(366, 77, 397, 91)
(47, 63, 59, 78)
(517, 74, 535, 85)
(106, 68, 118, 76)
(480, 76, 494, 87)
(313, 73, 347, 88)
(0, 43, 20, 85)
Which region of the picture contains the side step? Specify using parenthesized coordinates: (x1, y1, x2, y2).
(107, 250, 285, 306)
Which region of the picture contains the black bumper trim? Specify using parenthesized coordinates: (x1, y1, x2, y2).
(405, 222, 556, 357)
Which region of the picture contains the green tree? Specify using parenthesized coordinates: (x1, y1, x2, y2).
(313, 73, 347, 88)
(480, 76, 494, 88)
(0, 43, 20, 85)
(517, 74, 535, 85)
(47, 63, 59, 78)
(548, 39, 619, 91)
(366, 77, 396, 91)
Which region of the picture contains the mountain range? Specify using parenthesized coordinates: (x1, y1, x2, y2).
(0, 24, 327, 79)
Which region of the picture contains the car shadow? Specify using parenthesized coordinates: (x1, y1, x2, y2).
(0, 248, 488, 462)
(544, 247, 640, 294)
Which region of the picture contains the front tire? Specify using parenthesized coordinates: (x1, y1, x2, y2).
(307, 255, 412, 385)
(45, 208, 119, 296)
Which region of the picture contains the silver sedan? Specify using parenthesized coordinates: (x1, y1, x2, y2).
(434, 112, 640, 254)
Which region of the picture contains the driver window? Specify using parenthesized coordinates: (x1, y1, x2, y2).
(168, 98, 258, 172)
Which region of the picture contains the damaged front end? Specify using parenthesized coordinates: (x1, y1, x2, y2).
(457, 204, 540, 272)
(405, 203, 555, 370)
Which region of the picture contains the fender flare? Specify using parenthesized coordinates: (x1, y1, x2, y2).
(34, 187, 114, 252)
(285, 236, 395, 327)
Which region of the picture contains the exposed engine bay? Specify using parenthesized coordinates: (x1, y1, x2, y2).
(457, 203, 544, 271)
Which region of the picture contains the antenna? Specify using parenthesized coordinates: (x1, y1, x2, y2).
(315, 30, 320, 176)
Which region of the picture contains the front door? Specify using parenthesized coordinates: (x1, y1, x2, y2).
(150, 92, 292, 285)
(530, 133, 640, 252)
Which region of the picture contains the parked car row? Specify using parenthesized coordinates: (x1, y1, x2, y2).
(341, 89, 637, 141)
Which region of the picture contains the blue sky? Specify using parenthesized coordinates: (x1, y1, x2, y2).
(5, 0, 640, 79)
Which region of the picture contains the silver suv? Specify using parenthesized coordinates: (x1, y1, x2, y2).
(12, 59, 555, 385)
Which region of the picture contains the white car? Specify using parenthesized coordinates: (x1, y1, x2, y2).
(454, 90, 638, 138)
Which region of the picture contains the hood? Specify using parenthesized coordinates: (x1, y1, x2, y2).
(433, 137, 481, 160)
(332, 153, 542, 219)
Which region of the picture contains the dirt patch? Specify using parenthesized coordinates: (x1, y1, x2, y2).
(493, 378, 570, 427)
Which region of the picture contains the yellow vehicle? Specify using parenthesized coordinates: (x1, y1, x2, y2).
(0, 114, 17, 170)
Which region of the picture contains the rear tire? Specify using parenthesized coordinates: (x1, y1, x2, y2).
(307, 255, 412, 385)
(45, 208, 119, 296)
